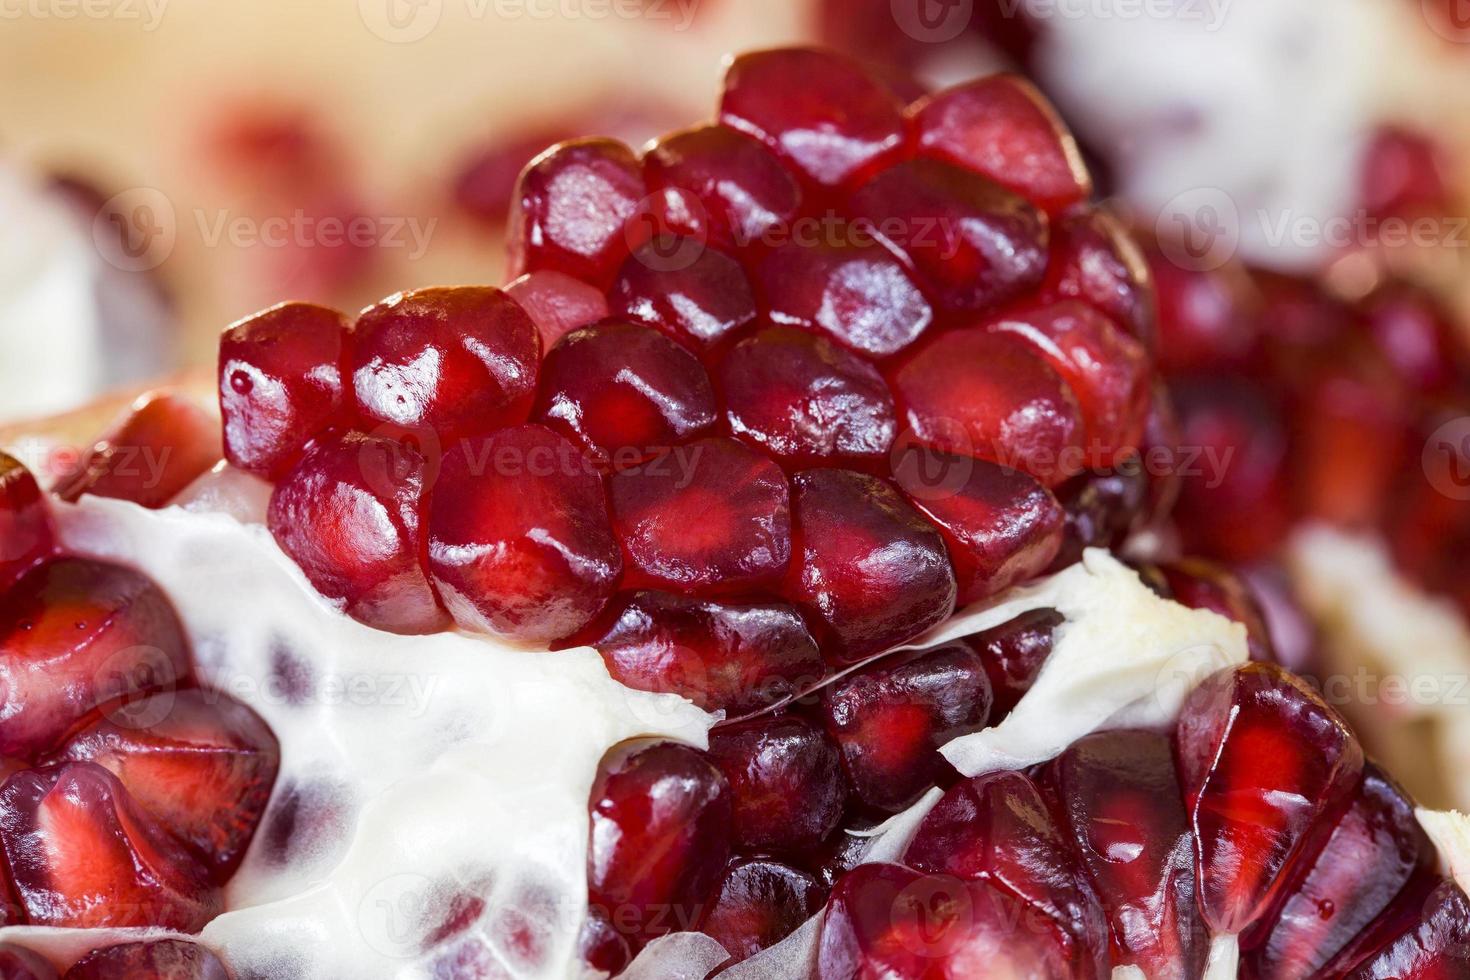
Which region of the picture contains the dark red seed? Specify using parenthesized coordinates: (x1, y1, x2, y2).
(810, 816, 877, 891)
(1043, 208, 1156, 349)
(0, 452, 55, 589)
(1340, 879, 1470, 980)
(1148, 250, 1262, 374)
(566, 590, 824, 716)
(536, 322, 716, 467)
(1048, 464, 1149, 571)
(350, 286, 540, 440)
(1175, 662, 1365, 935)
(642, 124, 802, 249)
(609, 437, 790, 596)
(821, 643, 991, 812)
(849, 157, 1049, 315)
(719, 326, 896, 468)
(0, 944, 56, 980)
(720, 48, 904, 188)
(507, 138, 648, 289)
(577, 907, 632, 976)
(269, 432, 446, 635)
(504, 270, 609, 350)
(967, 607, 1063, 719)
(218, 301, 348, 479)
(703, 858, 825, 965)
(63, 941, 230, 980)
(892, 327, 1085, 486)
(55, 392, 220, 510)
(427, 425, 620, 643)
(785, 468, 956, 663)
(587, 740, 732, 943)
(706, 713, 847, 853)
(609, 239, 758, 349)
(1155, 559, 1275, 663)
(756, 235, 934, 358)
(892, 445, 1065, 605)
(1359, 282, 1464, 394)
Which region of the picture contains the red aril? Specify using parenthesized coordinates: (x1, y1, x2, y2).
(1043, 208, 1156, 349)
(504, 270, 609, 350)
(55, 392, 220, 510)
(577, 907, 632, 976)
(703, 858, 825, 965)
(0, 452, 55, 589)
(967, 607, 1063, 719)
(1146, 247, 1261, 374)
(609, 240, 757, 348)
(63, 940, 231, 980)
(1048, 465, 1150, 571)
(706, 713, 847, 853)
(1153, 559, 1275, 663)
(1340, 879, 1470, 980)
(1359, 282, 1465, 394)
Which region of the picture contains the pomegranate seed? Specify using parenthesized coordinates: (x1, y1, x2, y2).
(587, 740, 731, 943)
(1359, 282, 1465, 394)
(1052, 730, 1206, 980)
(0, 945, 55, 979)
(703, 858, 825, 965)
(536, 322, 716, 467)
(0, 452, 55, 589)
(719, 326, 896, 468)
(504, 270, 609, 350)
(350, 286, 540, 440)
(609, 240, 757, 348)
(427, 426, 620, 643)
(720, 48, 904, 188)
(0, 762, 219, 930)
(577, 907, 632, 976)
(609, 437, 790, 595)
(63, 941, 230, 980)
(1043, 208, 1156, 349)
(967, 607, 1063, 719)
(706, 713, 847, 853)
(849, 158, 1049, 315)
(820, 642, 991, 812)
(1175, 662, 1364, 935)
(1154, 559, 1275, 663)
(642, 124, 802, 249)
(218, 301, 348, 479)
(567, 590, 823, 716)
(1360, 125, 1450, 219)
(1148, 250, 1261, 374)
(55, 392, 220, 510)
(1340, 880, 1470, 980)
(892, 445, 1065, 605)
(1253, 271, 1352, 377)
(46, 689, 279, 881)
(0, 558, 190, 760)
(809, 817, 876, 891)
(269, 433, 446, 635)
(756, 235, 934, 358)
(507, 138, 648, 289)
(1048, 465, 1149, 570)
(892, 327, 1085, 486)
(1245, 764, 1432, 979)
(785, 468, 956, 662)
(912, 75, 1091, 214)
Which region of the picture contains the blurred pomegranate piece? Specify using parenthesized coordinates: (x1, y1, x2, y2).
(609, 240, 757, 348)
(427, 425, 620, 643)
(349, 286, 540, 441)
(55, 392, 219, 510)
(0, 452, 55, 589)
(0, 944, 56, 980)
(1155, 558, 1275, 663)
(504, 270, 609, 350)
(1340, 879, 1470, 980)
(46, 689, 279, 881)
(1148, 250, 1261, 374)
(218, 301, 347, 479)
(0, 762, 219, 930)
(706, 713, 847, 853)
(1043, 208, 1155, 348)
(703, 858, 826, 965)
(63, 940, 230, 980)
(820, 642, 991, 813)
(1175, 662, 1364, 935)
(576, 907, 632, 977)
(720, 48, 904, 188)
(0, 557, 190, 759)
(587, 740, 731, 943)
(269, 432, 446, 635)
(1360, 126, 1451, 220)
(967, 607, 1063, 719)
(784, 468, 956, 663)
(1359, 282, 1465, 394)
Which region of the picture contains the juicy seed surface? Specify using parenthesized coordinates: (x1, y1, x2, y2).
(706, 713, 848, 853)
(610, 240, 758, 348)
(702, 858, 826, 966)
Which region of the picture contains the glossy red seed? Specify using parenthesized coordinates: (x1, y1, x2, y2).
(0, 558, 190, 760)
(756, 235, 934, 358)
(642, 124, 802, 250)
(821, 643, 991, 812)
(707, 714, 847, 853)
(912, 75, 1091, 214)
(1175, 662, 1365, 935)
(567, 590, 824, 716)
(536, 322, 716, 467)
(1148, 250, 1262, 374)
(218, 301, 348, 479)
(1048, 465, 1149, 571)
(1341, 880, 1470, 980)
(54, 392, 220, 510)
(587, 740, 732, 943)
(1360, 125, 1451, 220)
(703, 858, 825, 965)
(1245, 764, 1432, 980)
(849, 158, 1049, 315)
(427, 425, 620, 643)
(720, 48, 904, 188)
(577, 907, 632, 976)
(46, 690, 279, 881)
(63, 941, 230, 980)
(785, 468, 956, 663)
(0, 762, 219, 930)
(350, 286, 540, 440)
(1359, 283, 1464, 393)
(504, 270, 609, 350)
(967, 607, 1063, 719)
(269, 432, 446, 635)
(609, 240, 757, 348)
(609, 437, 790, 596)
(1053, 730, 1206, 980)
(719, 326, 896, 468)
(1044, 208, 1156, 349)
(892, 445, 1064, 605)
(507, 138, 648, 289)
(892, 327, 1085, 486)
(0, 452, 55, 589)
(1155, 559, 1275, 663)
(0, 944, 56, 980)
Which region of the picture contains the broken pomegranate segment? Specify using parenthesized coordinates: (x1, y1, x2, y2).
(54, 392, 220, 510)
